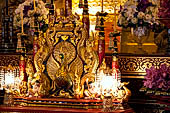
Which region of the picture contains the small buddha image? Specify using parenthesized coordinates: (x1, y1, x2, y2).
(134, 26, 147, 37)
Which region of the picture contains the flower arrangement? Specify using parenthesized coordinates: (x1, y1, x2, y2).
(13, 0, 49, 32)
(143, 64, 170, 91)
(118, 0, 158, 29)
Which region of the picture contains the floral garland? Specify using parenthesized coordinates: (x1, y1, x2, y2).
(118, 0, 159, 29)
(143, 64, 170, 91)
(13, 0, 49, 32)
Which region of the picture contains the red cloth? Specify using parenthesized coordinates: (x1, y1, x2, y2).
(98, 39, 105, 65)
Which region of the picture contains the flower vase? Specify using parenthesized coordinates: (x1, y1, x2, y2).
(120, 26, 157, 54)
(133, 27, 148, 54)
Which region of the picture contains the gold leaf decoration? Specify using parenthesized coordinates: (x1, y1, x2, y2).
(53, 41, 76, 65)
(69, 55, 84, 80)
(46, 54, 60, 81)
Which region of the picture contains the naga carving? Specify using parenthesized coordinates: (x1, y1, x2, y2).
(27, 13, 99, 98)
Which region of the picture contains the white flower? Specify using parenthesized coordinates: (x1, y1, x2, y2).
(118, 0, 158, 28)
(118, 16, 125, 25)
(124, 1, 131, 7)
(127, 7, 133, 13)
(18, 4, 24, 11)
(39, 1, 45, 5)
(137, 12, 145, 19)
(14, 0, 48, 30)
(124, 12, 128, 17)
(38, 4, 42, 9)
(44, 9, 49, 15)
(131, 18, 138, 24)
(24, 1, 30, 6)
(145, 14, 152, 21)
(23, 17, 29, 24)
(127, 13, 134, 21)
(122, 20, 129, 27)
(15, 9, 20, 14)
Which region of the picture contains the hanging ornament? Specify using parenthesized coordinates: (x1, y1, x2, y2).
(79, 0, 84, 8)
(95, 12, 100, 31)
(33, 33, 39, 58)
(113, 37, 118, 53)
(16, 33, 26, 53)
(108, 36, 113, 50)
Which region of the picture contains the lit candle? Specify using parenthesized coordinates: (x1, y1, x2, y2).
(21, 10, 24, 33)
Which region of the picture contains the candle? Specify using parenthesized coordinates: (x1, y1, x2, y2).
(21, 10, 24, 33)
(6, 0, 8, 15)
(114, 7, 116, 32)
(34, 0, 36, 11)
(101, 0, 103, 12)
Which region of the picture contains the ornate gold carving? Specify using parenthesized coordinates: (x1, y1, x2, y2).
(26, 58, 34, 95)
(30, 11, 100, 98)
(56, 32, 73, 37)
(0, 55, 20, 67)
(69, 55, 83, 80)
(53, 41, 76, 65)
(34, 36, 51, 72)
(116, 82, 131, 102)
(55, 14, 80, 32)
(32, 71, 51, 97)
(119, 55, 170, 76)
(47, 54, 60, 81)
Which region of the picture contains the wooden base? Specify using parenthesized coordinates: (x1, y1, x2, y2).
(0, 97, 135, 113)
(0, 106, 134, 113)
(13, 97, 121, 109)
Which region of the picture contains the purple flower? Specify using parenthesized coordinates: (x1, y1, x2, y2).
(143, 64, 170, 91)
(137, 0, 152, 12)
(159, 0, 170, 18)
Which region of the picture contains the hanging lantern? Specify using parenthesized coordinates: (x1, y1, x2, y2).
(108, 35, 113, 50)
(113, 37, 118, 54)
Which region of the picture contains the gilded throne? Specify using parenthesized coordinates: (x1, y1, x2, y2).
(30, 13, 99, 98)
